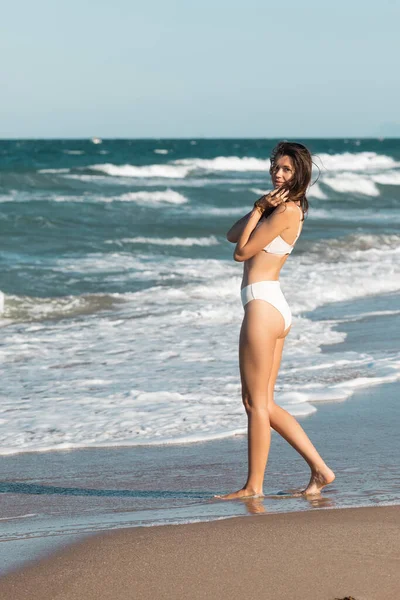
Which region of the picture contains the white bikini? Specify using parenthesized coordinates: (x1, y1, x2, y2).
(240, 204, 303, 331)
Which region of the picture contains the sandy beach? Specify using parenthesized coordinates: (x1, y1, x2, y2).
(1, 378, 400, 577)
(1, 505, 399, 600)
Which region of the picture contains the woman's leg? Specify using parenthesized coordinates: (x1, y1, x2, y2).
(267, 336, 335, 494)
(215, 300, 283, 500)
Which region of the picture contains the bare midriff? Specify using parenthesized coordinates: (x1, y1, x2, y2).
(240, 252, 289, 290)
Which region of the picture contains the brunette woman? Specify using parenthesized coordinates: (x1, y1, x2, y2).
(216, 142, 335, 500)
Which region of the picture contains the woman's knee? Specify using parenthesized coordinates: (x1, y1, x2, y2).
(242, 390, 269, 414)
(242, 390, 251, 413)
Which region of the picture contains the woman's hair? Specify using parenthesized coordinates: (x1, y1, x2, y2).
(269, 141, 314, 217)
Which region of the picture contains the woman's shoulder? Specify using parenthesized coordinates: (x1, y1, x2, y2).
(284, 200, 301, 212)
(272, 201, 300, 219)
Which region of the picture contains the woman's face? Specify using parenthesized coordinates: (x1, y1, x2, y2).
(271, 155, 294, 188)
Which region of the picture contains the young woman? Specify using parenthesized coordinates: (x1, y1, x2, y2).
(216, 141, 335, 500)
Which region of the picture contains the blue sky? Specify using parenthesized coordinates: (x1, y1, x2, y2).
(1, 0, 399, 138)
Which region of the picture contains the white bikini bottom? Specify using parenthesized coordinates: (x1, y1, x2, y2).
(240, 281, 292, 330)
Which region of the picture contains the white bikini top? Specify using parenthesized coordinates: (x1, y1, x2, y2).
(258, 204, 303, 256)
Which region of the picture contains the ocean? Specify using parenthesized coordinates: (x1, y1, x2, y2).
(0, 138, 399, 572)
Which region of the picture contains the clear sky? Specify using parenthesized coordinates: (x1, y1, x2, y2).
(1, 0, 399, 138)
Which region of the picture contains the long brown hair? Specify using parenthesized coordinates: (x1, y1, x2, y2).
(269, 141, 313, 217)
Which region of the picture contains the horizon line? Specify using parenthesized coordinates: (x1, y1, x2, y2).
(0, 136, 398, 141)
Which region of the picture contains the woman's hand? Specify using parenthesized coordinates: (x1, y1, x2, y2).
(253, 188, 290, 215)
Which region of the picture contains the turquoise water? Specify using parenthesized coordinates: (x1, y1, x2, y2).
(1, 138, 400, 298)
(0, 138, 399, 453)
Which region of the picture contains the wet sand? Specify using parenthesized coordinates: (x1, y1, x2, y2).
(1, 505, 399, 600)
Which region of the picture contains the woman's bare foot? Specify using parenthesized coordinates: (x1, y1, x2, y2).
(214, 487, 264, 501)
(302, 466, 336, 496)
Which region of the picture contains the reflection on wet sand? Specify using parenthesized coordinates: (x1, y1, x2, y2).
(237, 492, 336, 515)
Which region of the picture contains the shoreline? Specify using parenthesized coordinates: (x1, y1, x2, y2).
(1, 378, 399, 576)
(1, 504, 399, 599)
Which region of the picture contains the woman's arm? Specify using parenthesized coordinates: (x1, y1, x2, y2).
(233, 201, 295, 262)
(232, 208, 263, 258)
(226, 211, 254, 243)
(226, 189, 288, 243)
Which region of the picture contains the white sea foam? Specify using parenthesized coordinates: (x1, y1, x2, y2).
(251, 183, 327, 200)
(51, 194, 96, 203)
(340, 309, 400, 321)
(315, 151, 399, 172)
(286, 236, 400, 315)
(46, 231, 400, 292)
(0, 293, 124, 323)
(109, 236, 219, 247)
(249, 188, 266, 195)
(39, 168, 70, 174)
(0, 191, 18, 203)
(175, 152, 398, 174)
(0, 513, 37, 521)
(323, 173, 380, 196)
(62, 174, 112, 183)
(307, 183, 328, 199)
(39, 153, 400, 195)
(309, 207, 400, 224)
(174, 156, 271, 172)
(118, 190, 188, 204)
(371, 171, 400, 185)
(1, 228, 399, 454)
(40, 190, 188, 205)
(89, 163, 191, 179)
(86, 158, 270, 178)
(192, 206, 247, 216)
(306, 233, 400, 260)
(1, 293, 397, 454)
(70, 152, 400, 196)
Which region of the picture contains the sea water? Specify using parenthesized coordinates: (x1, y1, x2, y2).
(1, 138, 399, 454)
